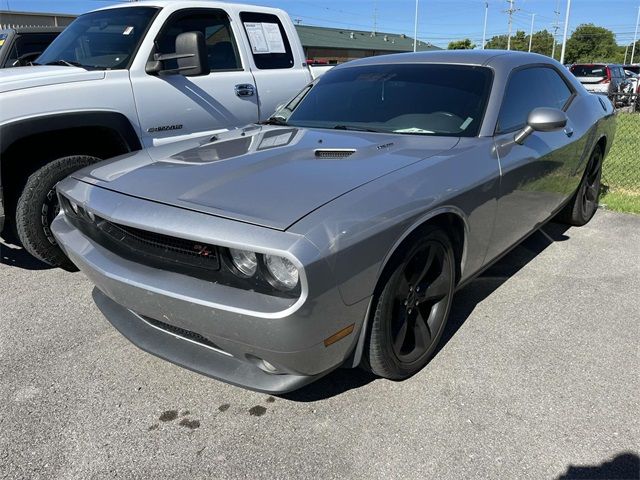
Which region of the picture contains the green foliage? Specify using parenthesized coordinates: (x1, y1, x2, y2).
(447, 38, 476, 50)
(565, 23, 619, 63)
(485, 29, 557, 56)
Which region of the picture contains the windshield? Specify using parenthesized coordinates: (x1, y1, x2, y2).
(37, 7, 158, 70)
(276, 64, 493, 137)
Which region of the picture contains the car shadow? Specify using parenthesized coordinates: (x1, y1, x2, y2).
(557, 452, 639, 480)
(281, 221, 572, 403)
(0, 232, 54, 271)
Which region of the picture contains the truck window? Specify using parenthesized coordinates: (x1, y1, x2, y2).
(9, 33, 60, 66)
(37, 7, 158, 70)
(240, 12, 294, 70)
(154, 9, 242, 72)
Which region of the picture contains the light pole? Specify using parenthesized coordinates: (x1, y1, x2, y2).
(631, 5, 640, 64)
(528, 13, 536, 52)
(413, 0, 419, 52)
(506, 0, 515, 50)
(482, 1, 489, 49)
(560, 0, 571, 65)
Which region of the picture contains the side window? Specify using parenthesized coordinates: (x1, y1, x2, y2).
(542, 68, 572, 110)
(239, 12, 294, 70)
(497, 67, 573, 133)
(14, 33, 59, 62)
(155, 10, 242, 72)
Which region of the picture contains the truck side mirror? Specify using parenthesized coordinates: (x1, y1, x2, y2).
(175, 31, 209, 77)
(145, 31, 210, 77)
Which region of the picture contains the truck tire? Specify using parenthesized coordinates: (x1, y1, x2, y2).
(16, 155, 101, 270)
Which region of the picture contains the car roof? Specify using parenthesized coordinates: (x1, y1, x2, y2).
(332, 49, 557, 70)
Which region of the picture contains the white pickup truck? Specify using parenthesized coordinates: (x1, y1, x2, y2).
(0, 1, 324, 268)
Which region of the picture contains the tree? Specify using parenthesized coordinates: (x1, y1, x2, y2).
(485, 29, 557, 56)
(485, 30, 528, 51)
(529, 29, 555, 57)
(447, 38, 476, 50)
(565, 24, 618, 64)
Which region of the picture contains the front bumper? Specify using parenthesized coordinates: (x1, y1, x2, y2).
(51, 179, 369, 393)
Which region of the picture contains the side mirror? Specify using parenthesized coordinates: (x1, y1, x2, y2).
(145, 31, 210, 77)
(514, 107, 568, 145)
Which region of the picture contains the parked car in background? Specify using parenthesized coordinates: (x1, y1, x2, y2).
(0, 0, 329, 269)
(623, 65, 640, 76)
(0, 26, 63, 68)
(569, 63, 630, 105)
(623, 69, 639, 105)
(52, 50, 616, 393)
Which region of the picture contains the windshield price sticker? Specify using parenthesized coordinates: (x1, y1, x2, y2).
(244, 22, 286, 54)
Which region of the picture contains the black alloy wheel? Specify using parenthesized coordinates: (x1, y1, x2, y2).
(365, 226, 455, 380)
(557, 146, 603, 227)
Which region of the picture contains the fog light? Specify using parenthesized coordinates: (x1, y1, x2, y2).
(261, 359, 278, 373)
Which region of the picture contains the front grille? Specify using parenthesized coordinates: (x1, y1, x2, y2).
(100, 220, 219, 268)
(68, 212, 220, 279)
(314, 149, 355, 159)
(141, 315, 228, 354)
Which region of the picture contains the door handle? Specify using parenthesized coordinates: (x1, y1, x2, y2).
(235, 84, 255, 97)
(564, 126, 574, 137)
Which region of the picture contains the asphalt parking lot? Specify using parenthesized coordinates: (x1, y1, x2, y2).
(1, 209, 639, 480)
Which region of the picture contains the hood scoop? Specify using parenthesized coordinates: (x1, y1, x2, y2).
(314, 149, 356, 159)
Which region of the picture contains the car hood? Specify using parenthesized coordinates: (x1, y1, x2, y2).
(75, 126, 459, 231)
(0, 65, 105, 93)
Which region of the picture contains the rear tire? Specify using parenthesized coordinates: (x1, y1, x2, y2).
(557, 146, 602, 227)
(364, 226, 456, 380)
(15, 155, 101, 270)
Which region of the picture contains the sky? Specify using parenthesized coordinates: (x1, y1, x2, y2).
(4, 0, 640, 48)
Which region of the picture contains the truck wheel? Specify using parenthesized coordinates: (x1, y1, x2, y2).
(15, 155, 101, 270)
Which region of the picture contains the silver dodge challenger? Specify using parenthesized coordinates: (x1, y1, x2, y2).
(52, 51, 616, 393)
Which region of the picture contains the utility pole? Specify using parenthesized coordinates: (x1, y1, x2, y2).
(631, 5, 640, 64)
(551, 0, 561, 59)
(413, 0, 419, 52)
(506, 0, 516, 50)
(528, 13, 536, 52)
(560, 0, 571, 65)
(372, 0, 378, 35)
(482, 2, 489, 49)
(624, 44, 629, 65)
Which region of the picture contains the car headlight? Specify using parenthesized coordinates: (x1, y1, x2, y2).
(264, 254, 299, 291)
(229, 248, 258, 277)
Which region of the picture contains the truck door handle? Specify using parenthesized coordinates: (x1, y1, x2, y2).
(235, 84, 255, 97)
(564, 126, 574, 137)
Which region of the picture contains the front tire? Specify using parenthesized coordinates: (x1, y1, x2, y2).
(557, 146, 603, 227)
(364, 226, 456, 380)
(15, 155, 101, 269)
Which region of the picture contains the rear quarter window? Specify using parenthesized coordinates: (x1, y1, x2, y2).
(570, 65, 606, 77)
(240, 12, 293, 70)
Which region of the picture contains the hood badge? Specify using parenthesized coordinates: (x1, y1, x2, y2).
(377, 142, 394, 150)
